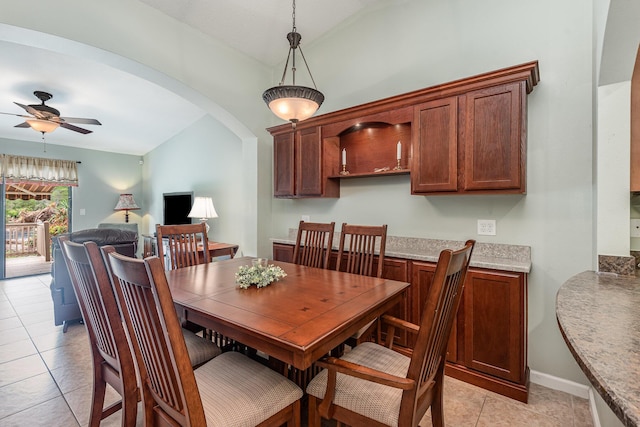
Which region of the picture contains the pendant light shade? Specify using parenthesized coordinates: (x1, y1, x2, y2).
(262, 0, 324, 125)
(263, 85, 324, 123)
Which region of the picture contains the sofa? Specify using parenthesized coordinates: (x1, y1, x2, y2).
(50, 227, 138, 331)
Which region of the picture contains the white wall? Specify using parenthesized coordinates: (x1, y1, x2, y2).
(598, 82, 631, 254)
(269, 0, 595, 384)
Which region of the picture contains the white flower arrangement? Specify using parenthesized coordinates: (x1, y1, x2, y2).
(235, 263, 287, 289)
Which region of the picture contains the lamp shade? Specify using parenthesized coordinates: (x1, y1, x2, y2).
(262, 85, 324, 123)
(26, 119, 60, 133)
(188, 197, 218, 220)
(114, 194, 140, 211)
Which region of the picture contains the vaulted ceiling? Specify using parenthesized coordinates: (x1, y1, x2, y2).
(0, 0, 636, 156)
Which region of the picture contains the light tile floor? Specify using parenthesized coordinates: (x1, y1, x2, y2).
(0, 274, 595, 427)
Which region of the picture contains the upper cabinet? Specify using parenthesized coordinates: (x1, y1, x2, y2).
(272, 126, 339, 198)
(268, 61, 539, 198)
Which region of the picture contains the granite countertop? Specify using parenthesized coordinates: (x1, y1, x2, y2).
(272, 230, 531, 273)
(556, 271, 640, 427)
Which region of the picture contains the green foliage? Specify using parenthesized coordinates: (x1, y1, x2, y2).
(235, 263, 287, 289)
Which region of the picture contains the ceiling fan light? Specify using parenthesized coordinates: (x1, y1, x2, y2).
(26, 119, 59, 133)
(263, 85, 324, 123)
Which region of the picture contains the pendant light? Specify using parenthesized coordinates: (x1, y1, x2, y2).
(262, 0, 324, 126)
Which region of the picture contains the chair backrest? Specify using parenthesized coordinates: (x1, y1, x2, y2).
(292, 220, 335, 269)
(102, 246, 206, 426)
(58, 237, 137, 396)
(401, 239, 475, 422)
(336, 223, 387, 278)
(156, 222, 209, 270)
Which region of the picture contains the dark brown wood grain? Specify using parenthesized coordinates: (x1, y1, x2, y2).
(166, 257, 409, 370)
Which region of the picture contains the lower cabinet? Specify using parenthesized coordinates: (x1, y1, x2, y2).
(272, 243, 529, 402)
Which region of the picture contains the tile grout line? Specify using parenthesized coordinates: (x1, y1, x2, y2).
(0, 275, 82, 426)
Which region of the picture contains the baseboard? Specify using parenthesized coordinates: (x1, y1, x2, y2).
(529, 370, 600, 427)
(529, 369, 590, 398)
(588, 388, 602, 427)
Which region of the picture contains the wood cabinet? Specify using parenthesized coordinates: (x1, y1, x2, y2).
(272, 242, 530, 402)
(460, 268, 527, 383)
(411, 97, 458, 193)
(272, 243, 294, 263)
(268, 61, 539, 198)
(272, 126, 340, 198)
(411, 82, 527, 195)
(460, 83, 526, 193)
(445, 267, 528, 402)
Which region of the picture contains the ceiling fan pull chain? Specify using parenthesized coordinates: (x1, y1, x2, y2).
(41, 132, 46, 152)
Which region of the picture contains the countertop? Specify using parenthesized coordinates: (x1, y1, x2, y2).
(556, 271, 640, 427)
(272, 230, 531, 273)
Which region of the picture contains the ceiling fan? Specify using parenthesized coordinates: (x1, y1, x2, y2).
(0, 91, 102, 134)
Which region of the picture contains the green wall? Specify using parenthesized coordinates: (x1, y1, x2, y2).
(0, 137, 142, 231)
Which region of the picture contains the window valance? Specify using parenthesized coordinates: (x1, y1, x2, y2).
(1, 155, 78, 186)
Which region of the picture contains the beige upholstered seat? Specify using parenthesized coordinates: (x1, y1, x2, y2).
(103, 247, 303, 427)
(59, 239, 220, 426)
(307, 342, 409, 426)
(307, 240, 475, 427)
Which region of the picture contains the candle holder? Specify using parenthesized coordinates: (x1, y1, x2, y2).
(340, 164, 350, 175)
(393, 159, 403, 170)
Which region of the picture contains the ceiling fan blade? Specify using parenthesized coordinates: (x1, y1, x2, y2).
(14, 102, 44, 119)
(0, 111, 31, 118)
(14, 122, 31, 128)
(59, 117, 102, 125)
(60, 122, 92, 134)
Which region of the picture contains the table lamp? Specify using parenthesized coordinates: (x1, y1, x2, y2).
(114, 193, 140, 223)
(188, 196, 218, 233)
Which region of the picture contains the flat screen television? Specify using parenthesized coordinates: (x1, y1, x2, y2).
(163, 192, 193, 225)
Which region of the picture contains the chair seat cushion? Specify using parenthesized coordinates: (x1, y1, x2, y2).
(306, 342, 410, 427)
(194, 351, 303, 427)
(182, 328, 221, 367)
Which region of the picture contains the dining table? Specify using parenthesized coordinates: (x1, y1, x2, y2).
(165, 256, 410, 372)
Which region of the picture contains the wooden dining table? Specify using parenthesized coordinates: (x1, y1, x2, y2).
(165, 256, 409, 371)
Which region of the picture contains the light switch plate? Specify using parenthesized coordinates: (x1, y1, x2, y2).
(631, 219, 640, 237)
(477, 219, 496, 236)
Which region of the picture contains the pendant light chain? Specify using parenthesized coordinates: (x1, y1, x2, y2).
(292, 0, 296, 32)
(262, 0, 325, 124)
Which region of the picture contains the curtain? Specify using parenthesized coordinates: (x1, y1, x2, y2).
(2, 155, 78, 186)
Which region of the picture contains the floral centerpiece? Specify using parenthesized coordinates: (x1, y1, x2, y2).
(235, 260, 287, 289)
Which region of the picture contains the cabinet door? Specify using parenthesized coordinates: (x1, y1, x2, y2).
(463, 268, 526, 383)
(272, 243, 294, 263)
(296, 126, 323, 196)
(410, 261, 458, 362)
(462, 82, 525, 192)
(411, 97, 458, 193)
(273, 132, 295, 197)
(381, 258, 409, 346)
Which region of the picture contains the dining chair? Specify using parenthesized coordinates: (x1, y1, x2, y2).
(156, 222, 210, 270)
(58, 236, 138, 427)
(337, 223, 388, 347)
(156, 222, 224, 342)
(102, 248, 304, 427)
(306, 240, 475, 427)
(292, 220, 335, 269)
(60, 239, 222, 427)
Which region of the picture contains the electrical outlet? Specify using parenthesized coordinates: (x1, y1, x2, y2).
(301, 215, 310, 222)
(477, 219, 496, 236)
